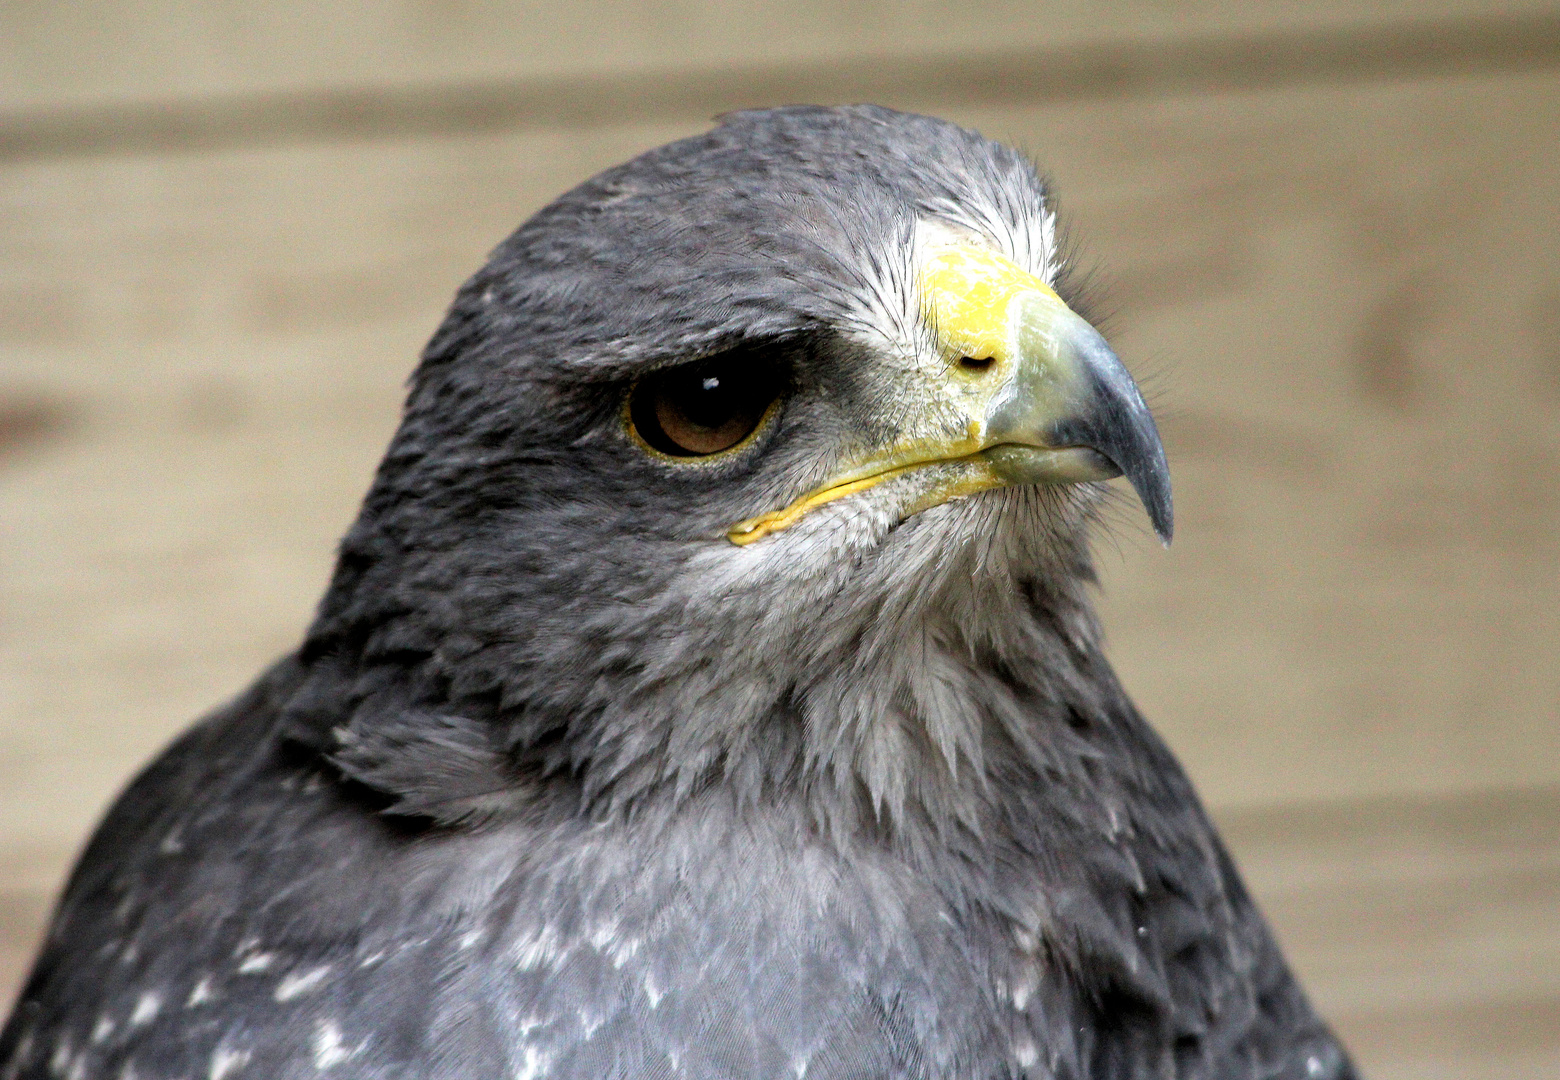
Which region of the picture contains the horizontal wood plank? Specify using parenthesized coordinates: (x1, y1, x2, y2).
(5, 2, 1560, 115)
(6, 12, 1560, 163)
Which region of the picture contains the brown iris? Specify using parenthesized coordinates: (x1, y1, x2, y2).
(629, 358, 781, 457)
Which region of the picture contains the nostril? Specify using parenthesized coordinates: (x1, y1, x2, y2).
(959, 355, 994, 373)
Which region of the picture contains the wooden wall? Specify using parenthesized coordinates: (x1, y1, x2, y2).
(2, 4, 1558, 1076)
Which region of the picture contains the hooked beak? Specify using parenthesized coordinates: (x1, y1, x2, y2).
(728, 238, 1172, 546)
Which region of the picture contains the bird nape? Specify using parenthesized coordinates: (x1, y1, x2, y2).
(0, 105, 1355, 1080)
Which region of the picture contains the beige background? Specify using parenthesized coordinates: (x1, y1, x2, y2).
(2, 3, 1558, 1077)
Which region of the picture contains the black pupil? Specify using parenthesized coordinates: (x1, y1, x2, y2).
(682, 372, 737, 429)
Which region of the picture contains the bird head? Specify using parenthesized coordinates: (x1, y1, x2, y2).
(294, 105, 1170, 829)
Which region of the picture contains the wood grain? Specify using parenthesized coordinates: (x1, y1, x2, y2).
(7, 2, 1559, 113)
(6, 12, 1560, 162)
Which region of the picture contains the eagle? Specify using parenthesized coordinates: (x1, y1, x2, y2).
(1, 105, 1355, 1080)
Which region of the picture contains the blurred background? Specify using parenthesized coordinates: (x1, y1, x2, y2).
(2, 2, 1558, 1076)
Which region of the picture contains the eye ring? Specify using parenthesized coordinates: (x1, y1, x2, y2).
(625, 357, 785, 462)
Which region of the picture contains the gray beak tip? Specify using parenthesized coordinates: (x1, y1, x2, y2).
(1124, 453, 1173, 548)
(1152, 504, 1174, 548)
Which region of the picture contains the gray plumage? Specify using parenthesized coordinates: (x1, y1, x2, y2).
(0, 105, 1354, 1080)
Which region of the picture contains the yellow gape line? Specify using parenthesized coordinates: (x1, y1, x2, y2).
(727, 418, 997, 546)
(726, 459, 977, 546)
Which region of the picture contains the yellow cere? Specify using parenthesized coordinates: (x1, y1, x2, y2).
(918, 245, 1061, 364)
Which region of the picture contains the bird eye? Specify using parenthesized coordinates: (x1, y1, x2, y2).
(629, 358, 781, 457)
